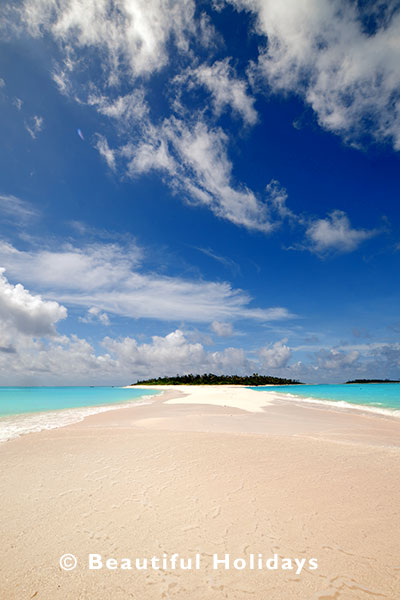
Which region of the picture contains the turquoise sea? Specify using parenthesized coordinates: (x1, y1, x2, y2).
(250, 383, 400, 415)
(0, 387, 160, 442)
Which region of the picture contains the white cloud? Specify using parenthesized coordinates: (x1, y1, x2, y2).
(0, 333, 117, 385)
(125, 117, 293, 231)
(180, 59, 258, 125)
(196, 247, 241, 276)
(8, 0, 377, 245)
(0, 269, 66, 337)
(0, 194, 38, 223)
(211, 321, 233, 336)
(103, 329, 206, 372)
(259, 338, 291, 368)
(79, 306, 110, 326)
(0, 240, 294, 323)
(89, 90, 148, 125)
(231, 0, 400, 149)
(124, 137, 175, 176)
(18, 0, 206, 84)
(52, 66, 71, 95)
(315, 347, 360, 370)
(25, 115, 44, 139)
(6, 0, 298, 233)
(165, 118, 270, 230)
(305, 210, 376, 254)
(0, 327, 256, 384)
(104, 329, 255, 377)
(0, 268, 399, 384)
(95, 135, 116, 171)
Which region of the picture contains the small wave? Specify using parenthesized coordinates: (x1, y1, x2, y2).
(266, 391, 400, 419)
(0, 399, 154, 443)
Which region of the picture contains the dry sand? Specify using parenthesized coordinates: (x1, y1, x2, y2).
(0, 385, 399, 599)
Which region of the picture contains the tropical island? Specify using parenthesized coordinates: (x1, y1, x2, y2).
(133, 373, 303, 386)
(345, 379, 400, 384)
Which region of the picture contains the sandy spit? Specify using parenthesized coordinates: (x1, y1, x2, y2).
(0, 385, 399, 600)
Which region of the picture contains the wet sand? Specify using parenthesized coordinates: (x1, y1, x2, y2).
(0, 386, 399, 599)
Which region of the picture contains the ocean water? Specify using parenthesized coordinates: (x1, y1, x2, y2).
(249, 383, 400, 416)
(0, 387, 160, 442)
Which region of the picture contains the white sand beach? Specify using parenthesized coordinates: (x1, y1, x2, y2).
(0, 386, 399, 599)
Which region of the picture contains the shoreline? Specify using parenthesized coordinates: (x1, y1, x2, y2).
(1, 384, 400, 444)
(0, 385, 399, 599)
(69, 385, 399, 450)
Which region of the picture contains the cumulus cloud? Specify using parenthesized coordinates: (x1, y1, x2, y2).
(0, 269, 66, 337)
(0, 240, 294, 323)
(103, 329, 206, 373)
(230, 0, 400, 149)
(103, 330, 255, 378)
(305, 210, 377, 254)
(259, 338, 291, 368)
(0, 328, 256, 385)
(1, 267, 399, 383)
(316, 348, 360, 370)
(368, 343, 400, 374)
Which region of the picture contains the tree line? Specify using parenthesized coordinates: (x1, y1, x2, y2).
(133, 373, 302, 386)
(345, 379, 400, 384)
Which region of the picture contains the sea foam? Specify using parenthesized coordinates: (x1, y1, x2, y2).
(0, 400, 153, 443)
(267, 391, 400, 419)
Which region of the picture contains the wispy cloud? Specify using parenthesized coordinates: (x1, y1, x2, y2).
(0, 240, 295, 324)
(4, 0, 296, 234)
(0, 193, 38, 223)
(4, 0, 384, 248)
(176, 59, 258, 125)
(25, 115, 44, 139)
(95, 135, 116, 171)
(123, 117, 294, 232)
(195, 246, 241, 276)
(89, 90, 149, 126)
(79, 306, 110, 326)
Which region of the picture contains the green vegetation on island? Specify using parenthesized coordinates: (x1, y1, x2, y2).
(133, 373, 302, 386)
(345, 379, 400, 384)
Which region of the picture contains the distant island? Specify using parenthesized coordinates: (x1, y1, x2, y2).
(345, 379, 400, 384)
(133, 373, 303, 386)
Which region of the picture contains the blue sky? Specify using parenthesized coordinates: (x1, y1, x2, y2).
(0, 0, 400, 384)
